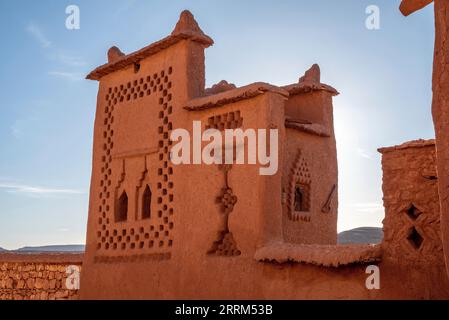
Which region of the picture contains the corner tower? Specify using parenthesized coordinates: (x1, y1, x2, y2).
(80, 11, 213, 298)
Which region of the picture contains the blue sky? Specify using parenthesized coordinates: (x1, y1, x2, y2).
(0, 0, 435, 249)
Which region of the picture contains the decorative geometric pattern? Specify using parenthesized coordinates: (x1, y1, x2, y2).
(217, 187, 238, 214)
(208, 231, 240, 257)
(104, 70, 171, 104)
(287, 149, 312, 222)
(403, 204, 425, 251)
(381, 144, 444, 265)
(208, 164, 241, 257)
(205, 110, 243, 131)
(406, 204, 422, 220)
(407, 226, 424, 249)
(95, 67, 174, 261)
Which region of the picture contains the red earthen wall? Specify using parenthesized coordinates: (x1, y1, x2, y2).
(380, 140, 443, 266)
(2, 11, 447, 300)
(282, 91, 338, 244)
(0, 254, 82, 300)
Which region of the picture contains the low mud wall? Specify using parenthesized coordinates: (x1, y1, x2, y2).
(0, 253, 83, 300)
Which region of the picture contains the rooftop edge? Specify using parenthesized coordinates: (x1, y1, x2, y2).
(378, 139, 436, 154)
(255, 243, 382, 267)
(184, 82, 289, 111)
(86, 10, 213, 81)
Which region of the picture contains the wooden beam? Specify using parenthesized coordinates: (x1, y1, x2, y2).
(400, 0, 433, 16)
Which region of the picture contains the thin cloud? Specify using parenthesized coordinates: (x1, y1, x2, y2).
(26, 23, 51, 48)
(357, 148, 373, 159)
(54, 53, 87, 67)
(0, 182, 84, 196)
(26, 22, 87, 79)
(48, 71, 83, 81)
(10, 102, 45, 139)
(10, 123, 23, 139)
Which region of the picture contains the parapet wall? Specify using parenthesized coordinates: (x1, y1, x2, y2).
(0, 253, 83, 300)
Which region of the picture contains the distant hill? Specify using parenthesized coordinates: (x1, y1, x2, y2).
(338, 227, 383, 244)
(15, 245, 85, 253)
(3, 230, 382, 253)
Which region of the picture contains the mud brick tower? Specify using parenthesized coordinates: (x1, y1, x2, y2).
(379, 140, 444, 266)
(81, 11, 339, 299)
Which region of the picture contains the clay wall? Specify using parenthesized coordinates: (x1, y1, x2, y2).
(282, 128, 338, 244)
(0, 253, 82, 300)
(2, 247, 449, 299)
(379, 140, 444, 267)
(74, 11, 449, 299)
(80, 23, 216, 295)
(375, 139, 449, 299)
(84, 39, 205, 264)
(282, 91, 338, 244)
(284, 91, 332, 127)
(180, 92, 286, 254)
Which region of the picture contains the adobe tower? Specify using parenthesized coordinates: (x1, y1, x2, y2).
(80, 10, 339, 299)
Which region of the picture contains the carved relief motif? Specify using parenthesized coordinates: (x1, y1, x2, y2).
(287, 149, 312, 222)
(95, 67, 175, 261)
(205, 110, 243, 131)
(208, 164, 241, 257)
(384, 201, 443, 264)
(400, 203, 439, 253)
(380, 144, 444, 265)
(321, 184, 336, 213)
